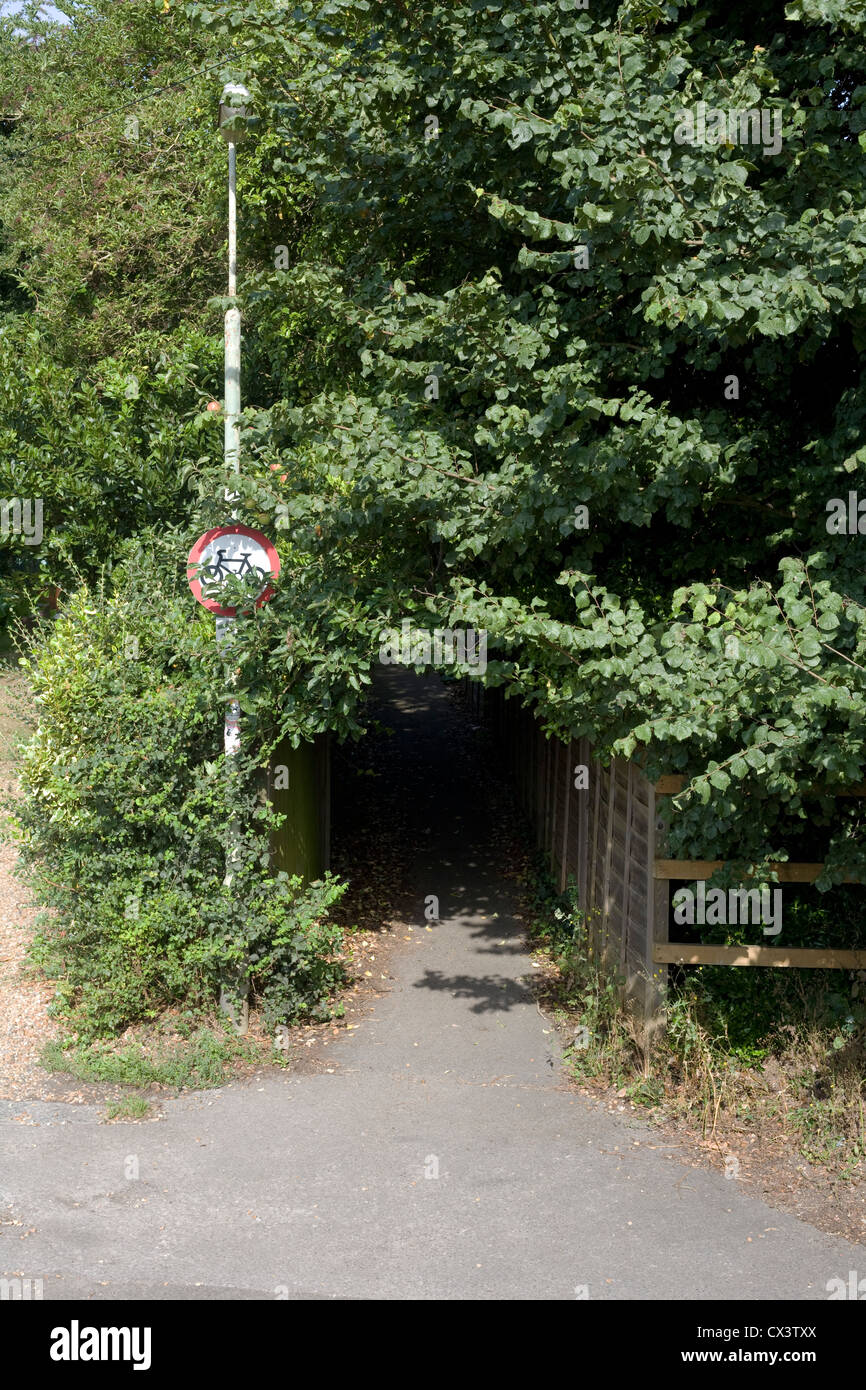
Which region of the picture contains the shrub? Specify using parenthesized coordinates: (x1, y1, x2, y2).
(14, 529, 346, 1039)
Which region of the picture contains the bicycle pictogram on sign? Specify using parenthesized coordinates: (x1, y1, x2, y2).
(187, 524, 280, 617)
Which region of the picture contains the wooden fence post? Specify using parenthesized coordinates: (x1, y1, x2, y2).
(620, 761, 634, 977)
(577, 737, 589, 914)
(560, 740, 572, 894)
(549, 738, 560, 876)
(600, 758, 616, 970)
(644, 782, 668, 1019)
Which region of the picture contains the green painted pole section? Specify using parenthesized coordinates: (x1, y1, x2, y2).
(269, 733, 329, 881)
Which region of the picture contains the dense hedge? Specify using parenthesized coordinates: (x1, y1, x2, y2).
(15, 532, 346, 1038)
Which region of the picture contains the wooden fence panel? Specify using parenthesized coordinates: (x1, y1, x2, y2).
(459, 676, 864, 1020)
(459, 681, 657, 1016)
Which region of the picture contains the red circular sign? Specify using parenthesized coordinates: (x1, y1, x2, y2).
(187, 524, 280, 617)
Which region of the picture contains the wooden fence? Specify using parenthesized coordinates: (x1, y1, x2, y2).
(465, 681, 866, 1018)
(467, 682, 665, 1015)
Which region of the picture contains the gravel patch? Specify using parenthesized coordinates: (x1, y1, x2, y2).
(0, 759, 63, 1100)
(0, 660, 65, 1100)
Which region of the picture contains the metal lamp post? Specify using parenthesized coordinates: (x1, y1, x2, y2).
(218, 81, 251, 1032)
(218, 82, 250, 495)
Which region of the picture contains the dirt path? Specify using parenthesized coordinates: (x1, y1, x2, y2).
(0, 659, 63, 1100)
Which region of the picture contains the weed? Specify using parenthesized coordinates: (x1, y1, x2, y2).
(524, 854, 866, 1178)
(104, 1097, 151, 1122)
(41, 1024, 259, 1091)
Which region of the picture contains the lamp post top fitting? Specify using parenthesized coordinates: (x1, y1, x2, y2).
(219, 83, 252, 142)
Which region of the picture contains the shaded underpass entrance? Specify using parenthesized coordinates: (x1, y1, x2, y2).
(329, 666, 542, 1047)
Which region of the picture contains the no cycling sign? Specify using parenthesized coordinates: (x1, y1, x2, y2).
(187, 523, 280, 617)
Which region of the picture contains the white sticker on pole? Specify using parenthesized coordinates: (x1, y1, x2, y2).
(224, 699, 242, 756)
(187, 524, 280, 617)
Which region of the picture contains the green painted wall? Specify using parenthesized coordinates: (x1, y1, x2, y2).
(268, 733, 329, 881)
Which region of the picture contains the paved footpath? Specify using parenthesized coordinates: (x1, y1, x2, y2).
(0, 670, 860, 1300)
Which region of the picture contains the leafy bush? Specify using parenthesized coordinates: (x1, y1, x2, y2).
(0, 321, 226, 631)
(0, 0, 227, 363)
(14, 529, 347, 1039)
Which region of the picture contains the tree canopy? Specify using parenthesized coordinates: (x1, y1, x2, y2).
(191, 0, 866, 881)
(4, 0, 866, 890)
